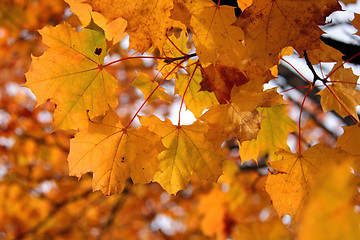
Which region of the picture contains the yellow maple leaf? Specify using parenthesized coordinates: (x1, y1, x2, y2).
(25, 23, 119, 130)
(140, 115, 225, 194)
(297, 160, 360, 240)
(132, 71, 171, 104)
(68, 110, 163, 195)
(239, 104, 297, 163)
(233, 0, 341, 69)
(157, 30, 190, 78)
(266, 144, 350, 218)
(162, 30, 190, 58)
(318, 64, 360, 121)
(175, 60, 218, 118)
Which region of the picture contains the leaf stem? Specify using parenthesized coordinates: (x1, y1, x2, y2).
(103, 56, 166, 67)
(323, 83, 358, 124)
(164, 53, 197, 64)
(325, 51, 360, 80)
(281, 57, 312, 84)
(298, 88, 311, 154)
(178, 62, 199, 126)
(329, 81, 360, 86)
(303, 50, 322, 83)
(279, 85, 309, 93)
(166, 35, 187, 56)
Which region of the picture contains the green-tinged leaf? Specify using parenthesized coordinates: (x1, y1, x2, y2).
(25, 23, 119, 130)
(239, 104, 297, 163)
(175, 61, 218, 117)
(140, 115, 225, 194)
(132, 71, 171, 104)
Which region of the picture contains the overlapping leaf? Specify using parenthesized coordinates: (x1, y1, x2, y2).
(68, 110, 164, 195)
(201, 84, 285, 147)
(352, 13, 360, 36)
(86, 0, 184, 52)
(65, 0, 127, 44)
(175, 60, 218, 118)
(157, 30, 190, 78)
(297, 160, 360, 240)
(25, 23, 118, 130)
(200, 64, 250, 104)
(140, 115, 225, 194)
(239, 104, 297, 163)
(266, 144, 350, 217)
(318, 64, 360, 121)
(337, 123, 360, 156)
(132, 71, 171, 104)
(234, 0, 341, 69)
(171, 0, 247, 69)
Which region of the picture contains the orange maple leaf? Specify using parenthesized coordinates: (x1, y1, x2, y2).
(266, 144, 350, 218)
(318, 64, 360, 121)
(68, 110, 163, 195)
(234, 0, 341, 69)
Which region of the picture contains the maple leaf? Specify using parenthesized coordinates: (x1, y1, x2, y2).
(337, 123, 360, 156)
(157, 30, 190, 78)
(65, 0, 127, 44)
(306, 41, 343, 65)
(337, 124, 360, 174)
(140, 115, 225, 194)
(352, 13, 360, 37)
(201, 84, 285, 146)
(297, 160, 360, 240)
(233, 0, 341, 69)
(318, 64, 360, 121)
(163, 31, 190, 58)
(200, 64, 250, 104)
(266, 144, 350, 218)
(68, 110, 163, 195)
(132, 71, 171, 104)
(175, 60, 218, 118)
(85, 0, 185, 52)
(171, 0, 247, 69)
(239, 104, 297, 163)
(6, 0, 360, 238)
(25, 23, 119, 130)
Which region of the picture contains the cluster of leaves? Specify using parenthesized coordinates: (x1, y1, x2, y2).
(1, 0, 360, 239)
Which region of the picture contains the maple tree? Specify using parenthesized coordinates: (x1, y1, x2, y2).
(1, 0, 360, 239)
